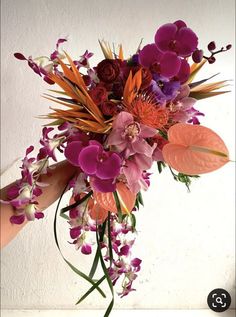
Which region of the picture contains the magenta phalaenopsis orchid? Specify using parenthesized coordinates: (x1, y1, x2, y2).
(65, 140, 121, 192)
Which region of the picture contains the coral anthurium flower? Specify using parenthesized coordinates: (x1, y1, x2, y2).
(93, 182, 136, 214)
(89, 199, 109, 223)
(162, 123, 229, 175)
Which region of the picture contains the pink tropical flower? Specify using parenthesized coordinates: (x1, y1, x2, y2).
(107, 112, 157, 158)
(38, 127, 66, 161)
(65, 140, 121, 192)
(172, 97, 204, 124)
(122, 158, 152, 193)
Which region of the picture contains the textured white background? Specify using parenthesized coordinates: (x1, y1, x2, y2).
(1, 0, 235, 313)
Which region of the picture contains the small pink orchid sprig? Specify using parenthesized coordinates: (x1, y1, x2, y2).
(1, 127, 66, 223)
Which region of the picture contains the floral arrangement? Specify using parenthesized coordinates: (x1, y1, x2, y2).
(3, 20, 232, 316)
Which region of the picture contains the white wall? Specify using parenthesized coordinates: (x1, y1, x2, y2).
(1, 0, 235, 312)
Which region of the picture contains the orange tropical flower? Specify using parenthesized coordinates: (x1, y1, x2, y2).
(126, 96, 169, 129)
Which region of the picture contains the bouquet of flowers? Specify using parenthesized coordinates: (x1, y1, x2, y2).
(3, 20, 232, 316)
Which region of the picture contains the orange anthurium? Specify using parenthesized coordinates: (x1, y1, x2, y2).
(93, 182, 136, 214)
(89, 200, 109, 224)
(162, 123, 229, 175)
(69, 194, 109, 223)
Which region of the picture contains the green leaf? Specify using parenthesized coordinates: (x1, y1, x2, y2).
(189, 90, 230, 100)
(157, 161, 166, 174)
(89, 247, 100, 279)
(168, 167, 200, 192)
(60, 191, 93, 213)
(76, 275, 106, 305)
(158, 129, 168, 140)
(130, 213, 136, 232)
(107, 212, 113, 267)
(189, 73, 220, 89)
(60, 213, 70, 220)
(135, 197, 139, 210)
(96, 225, 114, 317)
(99, 220, 107, 242)
(137, 192, 144, 206)
(113, 191, 122, 222)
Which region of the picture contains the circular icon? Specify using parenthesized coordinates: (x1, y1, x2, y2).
(207, 288, 231, 312)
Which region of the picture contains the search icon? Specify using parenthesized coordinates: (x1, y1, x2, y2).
(207, 288, 231, 312)
(216, 297, 223, 305)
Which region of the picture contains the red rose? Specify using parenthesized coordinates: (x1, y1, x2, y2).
(123, 65, 152, 90)
(96, 59, 120, 83)
(112, 80, 124, 99)
(100, 101, 119, 116)
(89, 86, 108, 105)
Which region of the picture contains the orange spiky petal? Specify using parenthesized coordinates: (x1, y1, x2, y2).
(123, 69, 142, 105)
(127, 97, 169, 129)
(118, 44, 124, 61)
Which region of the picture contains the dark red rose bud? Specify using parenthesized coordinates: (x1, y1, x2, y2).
(14, 52, 27, 60)
(96, 59, 120, 83)
(89, 86, 108, 105)
(208, 56, 216, 64)
(112, 80, 124, 99)
(100, 101, 119, 116)
(192, 49, 204, 63)
(226, 44, 232, 50)
(207, 41, 216, 51)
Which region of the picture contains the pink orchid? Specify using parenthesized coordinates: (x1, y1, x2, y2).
(172, 97, 204, 124)
(38, 127, 66, 161)
(122, 159, 151, 194)
(107, 112, 157, 158)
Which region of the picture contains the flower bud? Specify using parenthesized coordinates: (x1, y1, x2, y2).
(192, 49, 203, 63)
(14, 52, 27, 60)
(208, 56, 216, 64)
(226, 44, 232, 50)
(207, 41, 216, 51)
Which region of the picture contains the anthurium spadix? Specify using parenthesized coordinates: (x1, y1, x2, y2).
(162, 123, 229, 175)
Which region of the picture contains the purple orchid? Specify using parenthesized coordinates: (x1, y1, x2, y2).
(175, 58, 190, 83)
(64, 140, 121, 192)
(38, 127, 66, 161)
(68, 198, 95, 255)
(148, 75, 181, 104)
(50, 38, 67, 60)
(139, 43, 181, 78)
(14, 38, 68, 84)
(73, 50, 94, 69)
(155, 20, 198, 57)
